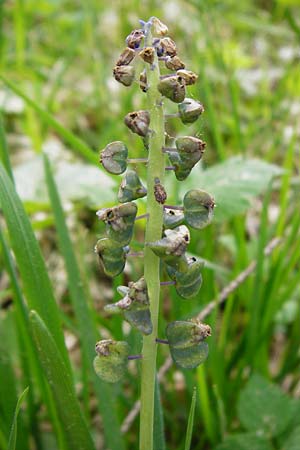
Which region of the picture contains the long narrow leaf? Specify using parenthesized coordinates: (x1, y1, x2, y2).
(29, 310, 95, 450)
(43, 154, 125, 450)
(0, 164, 70, 368)
(0, 75, 98, 165)
(0, 113, 13, 181)
(7, 387, 29, 450)
(185, 387, 197, 450)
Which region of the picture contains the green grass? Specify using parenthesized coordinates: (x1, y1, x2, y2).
(0, 1, 300, 449)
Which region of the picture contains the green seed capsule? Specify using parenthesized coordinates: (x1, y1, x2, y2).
(167, 257, 204, 299)
(157, 76, 185, 103)
(96, 202, 137, 246)
(116, 47, 136, 66)
(183, 189, 215, 229)
(147, 225, 190, 272)
(118, 170, 147, 203)
(124, 110, 150, 137)
(166, 321, 211, 369)
(168, 136, 206, 180)
(93, 339, 130, 383)
(113, 65, 135, 87)
(95, 238, 128, 277)
(100, 141, 128, 175)
(105, 277, 152, 335)
(163, 208, 185, 229)
(178, 98, 205, 124)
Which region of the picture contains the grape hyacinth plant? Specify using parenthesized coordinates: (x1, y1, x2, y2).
(94, 17, 215, 450)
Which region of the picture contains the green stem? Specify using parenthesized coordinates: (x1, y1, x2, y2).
(139, 22, 165, 450)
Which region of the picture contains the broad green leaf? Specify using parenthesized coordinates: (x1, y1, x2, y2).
(29, 310, 95, 450)
(0, 164, 70, 367)
(7, 387, 29, 450)
(214, 433, 273, 450)
(185, 387, 197, 450)
(0, 75, 98, 165)
(44, 155, 125, 450)
(237, 374, 294, 438)
(182, 156, 282, 222)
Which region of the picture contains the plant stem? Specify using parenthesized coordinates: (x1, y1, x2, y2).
(139, 22, 165, 450)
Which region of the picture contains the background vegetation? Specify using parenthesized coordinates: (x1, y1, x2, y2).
(0, 0, 300, 449)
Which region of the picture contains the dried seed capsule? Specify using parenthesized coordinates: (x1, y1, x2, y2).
(147, 225, 190, 272)
(96, 202, 137, 245)
(163, 208, 185, 229)
(139, 71, 148, 92)
(152, 17, 168, 36)
(124, 110, 150, 137)
(105, 277, 152, 335)
(116, 47, 136, 66)
(178, 98, 205, 124)
(167, 257, 204, 299)
(157, 75, 185, 103)
(100, 141, 128, 175)
(168, 136, 206, 181)
(183, 189, 215, 229)
(159, 37, 177, 56)
(126, 29, 144, 49)
(93, 339, 130, 383)
(177, 69, 198, 85)
(118, 170, 147, 203)
(95, 238, 128, 277)
(166, 321, 211, 369)
(139, 46, 155, 64)
(113, 65, 135, 87)
(165, 55, 185, 71)
(154, 178, 167, 204)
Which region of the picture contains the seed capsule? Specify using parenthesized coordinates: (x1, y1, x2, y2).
(116, 47, 136, 66)
(96, 202, 137, 246)
(175, 136, 206, 154)
(183, 189, 215, 229)
(139, 71, 148, 92)
(152, 17, 168, 36)
(159, 37, 177, 56)
(139, 46, 155, 64)
(168, 136, 206, 180)
(113, 65, 135, 87)
(124, 110, 150, 137)
(118, 170, 147, 203)
(147, 225, 190, 272)
(105, 277, 152, 335)
(157, 76, 185, 103)
(167, 257, 204, 299)
(178, 98, 205, 124)
(126, 29, 144, 49)
(100, 141, 128, 175)
(166, 320, 211, 369)
(165, 56, 185, 71)
(177, 70, 198, 85)
(163, 208, 185, 229)
(94, 339, 130, 383)
(95, 238, 128, 277)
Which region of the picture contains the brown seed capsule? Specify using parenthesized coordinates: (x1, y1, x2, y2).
(165, 55, 185, 71)
(177, 69, 198, 85)
(124, 110, 150, 137)
(113, 65, 135, 87)
(139, 71, 148, 92)
(152, 17, 168, 36)
(157, 75, 185, 103)
(160, 37, 177, 57)
(154, 177, 167, 204)
(116, 47, 136, 66)
(126, 29, 144, 49)
(139, 46, 155, 64)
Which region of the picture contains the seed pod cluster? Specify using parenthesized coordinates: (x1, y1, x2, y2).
(95, 17, 214, 384)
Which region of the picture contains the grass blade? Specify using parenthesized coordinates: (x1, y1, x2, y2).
(0, 113, 13, 181)
(0, 163, 70, 368)
(0, 75, 98, 165)
(43, 154, 125, 450)
(7, 387, 29, 450)
(185, 387, 197, 450)
(29, 310, 95, 450)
